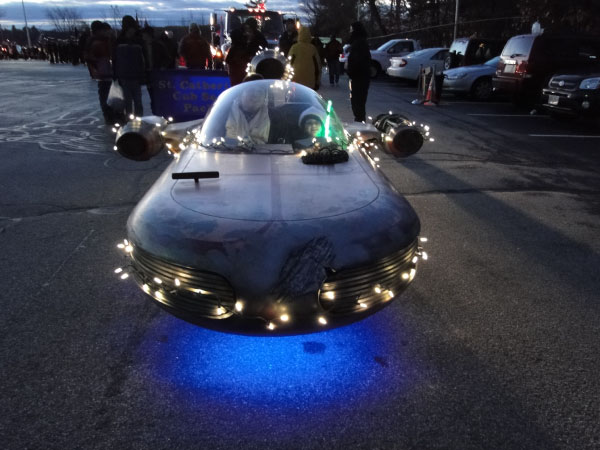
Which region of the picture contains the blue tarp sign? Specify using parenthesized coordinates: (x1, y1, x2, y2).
(150, 69, 231, 121)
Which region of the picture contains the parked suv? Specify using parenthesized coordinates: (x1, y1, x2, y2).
(542, 68, 600, 117)
(493, 33, 600, 105)
(444, 37, 505, 70)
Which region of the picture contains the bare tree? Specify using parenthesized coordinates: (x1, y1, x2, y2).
(109, 5, 123, 29)
(46, 7, 83, 33)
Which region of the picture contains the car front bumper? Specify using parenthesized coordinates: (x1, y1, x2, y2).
(542, 88, 600, 117)
(125, 238, 423, 335)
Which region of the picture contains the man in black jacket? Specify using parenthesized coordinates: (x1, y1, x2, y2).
(346, 21, 371, 122)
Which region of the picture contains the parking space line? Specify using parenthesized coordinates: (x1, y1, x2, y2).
(468, 114, 549, 117)
(529, 134, 600, 138)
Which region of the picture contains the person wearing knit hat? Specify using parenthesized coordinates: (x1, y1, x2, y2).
(298, 106, 326, 138)
(292, 105, 327, 149)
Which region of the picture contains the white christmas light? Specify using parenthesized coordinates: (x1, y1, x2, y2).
(216, 306, 226, 315)
(120, 273, 129, 280)
(388, 290, 395, 298)
(359, 302, 367, 308)
(153, 277, 162, 284)
(422, 251, 428, 260)
(142, 284, 150, 293)
(280, 314, 289, 322)
(125, 245, 133, 253)
(174, 278, 181, 287)
(324, 291, 335, 300)
(374, 286, 382, 294)
(419, 237, 428, 242)
(114, 267, 123, 274)
(235, 301, 243, 312)
(318, 316, 327, 325)
(267, 322, 276, 330)
(402, 272, 409, 280)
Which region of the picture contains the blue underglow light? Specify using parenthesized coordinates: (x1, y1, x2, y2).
(138, 310, 416, 428)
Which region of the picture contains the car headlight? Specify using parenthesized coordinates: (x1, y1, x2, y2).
(445, 72, 468, 80)
(579, 77, 600, 90)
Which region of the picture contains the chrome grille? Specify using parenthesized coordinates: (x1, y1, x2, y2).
(131, 247, 236, 318)
(319, 239, 418, 315)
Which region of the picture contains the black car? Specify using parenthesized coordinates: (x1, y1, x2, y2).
(542, 69, 600, 117)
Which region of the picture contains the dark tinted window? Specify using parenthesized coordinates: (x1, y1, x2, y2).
(391, 41, 414, 53)
(537, 37, 600, 62)
(501, 35, 535, 57)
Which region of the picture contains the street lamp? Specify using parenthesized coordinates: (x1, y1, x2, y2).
(21, 0, 32, 47)
(453, 0, 459, 41)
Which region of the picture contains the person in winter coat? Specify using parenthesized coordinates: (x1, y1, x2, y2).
(141, 26, 170, 114)
(225, 28, 251, 86)
(244, 18, 268, 58)
(86, 21, 115, 123)
(225, 83, 270, 144)
(346, 21, 371, 122)
(325, 33, 343, 85)
(288, 27, 322, 90)
(178, 23, 212, 69)
(113, 15, 146, 118)
(278, 18, 297, 57)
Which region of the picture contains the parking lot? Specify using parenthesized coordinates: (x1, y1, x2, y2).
(1, 61, 599, 449)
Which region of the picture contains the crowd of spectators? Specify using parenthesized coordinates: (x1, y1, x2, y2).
(2, 15, 370, 124)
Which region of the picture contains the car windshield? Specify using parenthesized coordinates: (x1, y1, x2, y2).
(376, 40, 396, 52)
(501, 35, 534, 57)
(198, 80, 348, 154)
(450, 40, 468, 56)
(226, 11, 283, 40)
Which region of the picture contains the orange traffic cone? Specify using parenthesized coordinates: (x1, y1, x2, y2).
(423, 75, 435, 105)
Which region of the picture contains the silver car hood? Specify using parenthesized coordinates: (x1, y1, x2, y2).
(170, 150, 379, 221)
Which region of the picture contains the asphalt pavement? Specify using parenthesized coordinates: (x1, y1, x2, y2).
(0, 60, 599, 450)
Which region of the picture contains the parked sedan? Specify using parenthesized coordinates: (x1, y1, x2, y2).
(369, 38, 421, 77)
(387, 48, 449, 81)
(443, 56, 500, 100)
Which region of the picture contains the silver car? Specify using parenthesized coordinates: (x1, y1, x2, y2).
(443, 56, 500, 100)
(113, 80, 429, 335)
